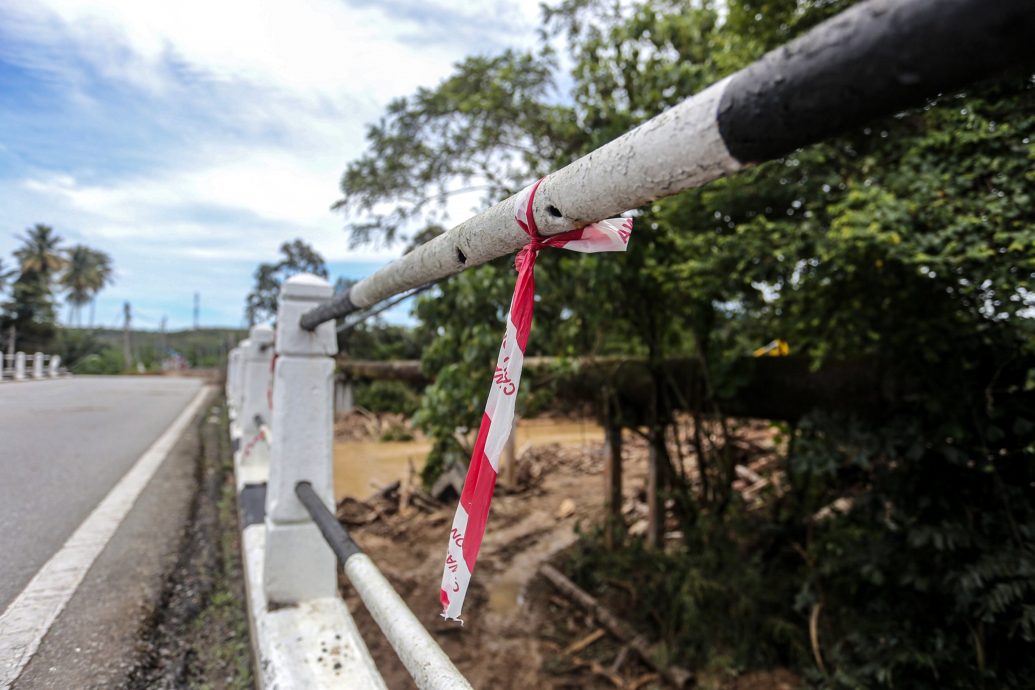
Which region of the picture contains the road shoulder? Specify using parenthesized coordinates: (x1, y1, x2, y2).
(13, 389, 250, 690)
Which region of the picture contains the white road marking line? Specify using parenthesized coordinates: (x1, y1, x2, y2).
(0, 385, 211, 689)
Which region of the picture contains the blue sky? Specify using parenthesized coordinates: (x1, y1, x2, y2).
(0, 0, 540, 329)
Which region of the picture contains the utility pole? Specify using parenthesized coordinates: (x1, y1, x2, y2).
(159, 316, 167, 355)
(193, 292, 200, 330)
(123, 301, 133, 369)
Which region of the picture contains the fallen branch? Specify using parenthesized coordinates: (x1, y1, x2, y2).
(630, 673, 660, 690)
(363, 480, 401, 504)
(562, 628, 606, 656)
(810, 602, 827, 676)
(569, 653, 625, 688)
(539, 563, 693, 688)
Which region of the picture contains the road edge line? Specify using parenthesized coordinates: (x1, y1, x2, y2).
(0, 384, 212, 689)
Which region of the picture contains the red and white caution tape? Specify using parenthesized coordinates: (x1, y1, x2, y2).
(439, 179, 633, 621)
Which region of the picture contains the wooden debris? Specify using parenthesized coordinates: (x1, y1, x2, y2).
(539, 563, 692, 688)
(610, 645, 630, 673)
(809, 602, 827, 675)
(568, 653, 625, 687)
(630, 673, 661, 690)
(556, 498, 577, 519)
(430, 461, 467, 500)
(562, 628, 606, 656)
(812, 496, 853, 522)
(734, 463, 765, 485)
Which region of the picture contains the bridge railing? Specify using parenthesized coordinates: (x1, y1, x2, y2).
(226, 0, 1034, 686)
(228, 282, 470, 690)
(0, 352, 63, 382)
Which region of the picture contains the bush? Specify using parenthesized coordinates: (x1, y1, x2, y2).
(353, 380, 420, 416)
(71, 347, 125, 374)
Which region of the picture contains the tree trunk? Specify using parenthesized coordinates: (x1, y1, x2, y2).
(603, 394, 624, 549)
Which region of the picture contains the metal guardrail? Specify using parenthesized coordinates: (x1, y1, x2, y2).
(296, 482, 472, 690)
(298, 0, 1035, 331)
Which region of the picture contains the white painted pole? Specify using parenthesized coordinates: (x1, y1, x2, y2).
(300, 0, 1035, 330)
(345, 554, 473, 690)
(48, 355, 60, 378)
(263, 274, 339, 605)
(32, 352, 44, 379)
(14, 352, 25, 381)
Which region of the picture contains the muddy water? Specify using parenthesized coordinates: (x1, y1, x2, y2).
(333, 418, 603, 500)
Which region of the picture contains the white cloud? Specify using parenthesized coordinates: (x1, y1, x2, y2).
(1, 0, 540, 101)
(0, 0, 544, 328)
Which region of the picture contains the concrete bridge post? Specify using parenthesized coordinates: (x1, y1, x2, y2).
(240, 325, 274, 466)
(264, 274, 338, 604)
(334, 373, 354, 413)
(14, 352, 25, 381)
(48, 355, 61, 378)
(32, 352, 44, 379)
(230, 341, 250, 418)
(226, 346, 240, 417)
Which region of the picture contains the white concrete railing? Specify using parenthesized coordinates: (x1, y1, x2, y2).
(227, 275, 470, 690)
(0, 352, 63, 382)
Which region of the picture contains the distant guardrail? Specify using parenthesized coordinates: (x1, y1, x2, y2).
(0, 352, 64, 382)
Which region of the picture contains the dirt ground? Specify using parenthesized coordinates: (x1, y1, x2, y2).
(336, 419, 799, 690)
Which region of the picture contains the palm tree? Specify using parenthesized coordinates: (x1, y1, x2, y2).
(85, 248, 114, 328)
(58, 245, 115, 327)
(0, 258, 14, 294)
(14, 224, 65, 278)
(5, 224, 65, 345)
(60, 245, 95, 325)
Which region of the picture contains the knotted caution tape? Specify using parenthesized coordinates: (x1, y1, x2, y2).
(439, 179, 633, 621)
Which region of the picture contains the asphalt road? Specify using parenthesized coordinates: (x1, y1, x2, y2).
(0, 376, 204, 613)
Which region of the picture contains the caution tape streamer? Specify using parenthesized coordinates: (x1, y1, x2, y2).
(439, 178, 633, 621)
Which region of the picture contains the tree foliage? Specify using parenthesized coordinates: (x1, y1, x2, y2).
(336, 0, 1035, 685)
(60, 244, 114, 326)
(3, 224, 66, 349)
(244, 239, 328, 325)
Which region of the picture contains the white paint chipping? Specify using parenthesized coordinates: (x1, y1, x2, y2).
(345, 77, 739, 312)
(241, 525, 387, 690)
(0, 385, 210, 689)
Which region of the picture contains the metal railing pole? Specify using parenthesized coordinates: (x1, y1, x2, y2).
(295, 482, 472, 690)
(299, 0, 1035, 330)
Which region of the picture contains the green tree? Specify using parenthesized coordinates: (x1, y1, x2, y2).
(0, 258, 14, 296)
(3, 224, 66, 350)
(244, 239, 328, 325)
(60, 245, 114, 326)
(336, 0, 1035, 685)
